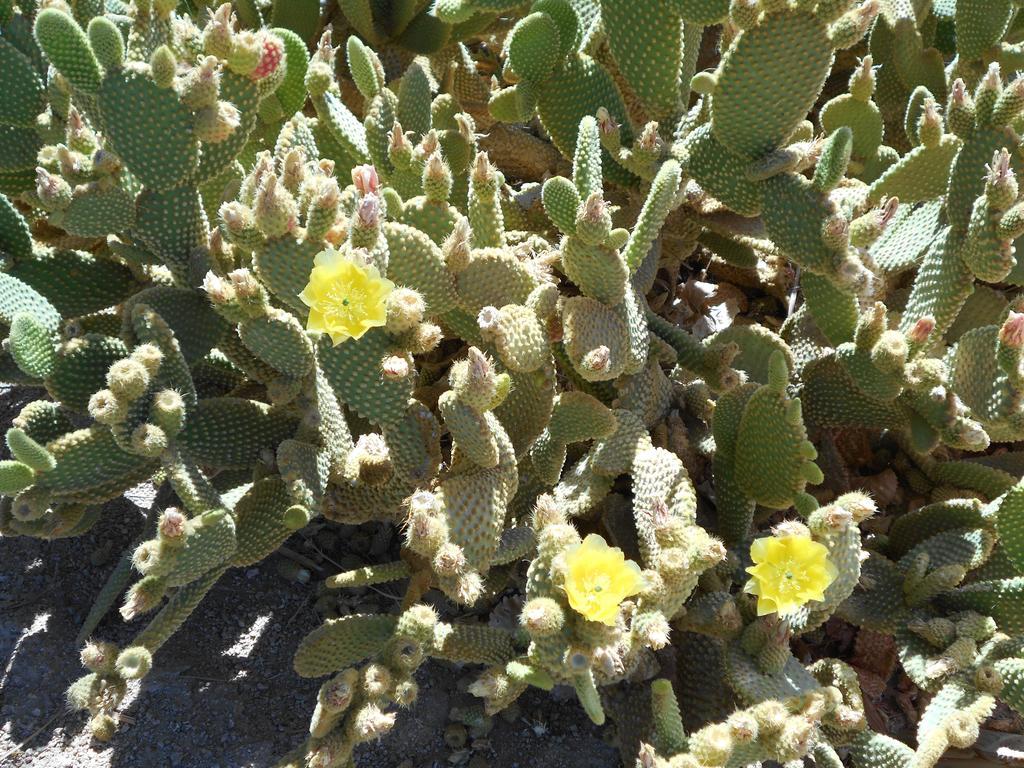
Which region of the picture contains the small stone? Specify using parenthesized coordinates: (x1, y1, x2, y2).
(444, 723, 468, 750)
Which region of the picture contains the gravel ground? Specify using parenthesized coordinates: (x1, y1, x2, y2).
(0, 483, 620, 768)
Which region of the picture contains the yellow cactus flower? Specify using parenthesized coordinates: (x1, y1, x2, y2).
(744, 534, 837, 617)
(299, 248, 395, 345)
(562, 534, 644, 626)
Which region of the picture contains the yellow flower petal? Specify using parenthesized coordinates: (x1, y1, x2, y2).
(744, 533, 837, 618)
(300, 250, 395, 345)
(562, 533, 643, 625)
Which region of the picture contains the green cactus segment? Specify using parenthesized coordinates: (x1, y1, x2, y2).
(762, 173, 846, 281)
(35, 426, 158, 503)
(0, 460, 34, 494)
(0, 272, 61, 333)
(955, 0, 1013, 60)
(683, 124, 764, 217)
(867, 135, 960, 204)
(46, 334, 127, 411)
(166, 509, 237, 586)
(506, 12, 561, 86)
(711, 10, 833, 159)
(535, 55, 634, 185)
(899, 227, 973, 341)
(0, 194, 32, 262)
(178, 399, 298, 470)
(847, 729, 915, 768)
(98, 70, 199, 190)
(62, 188, 137, 237)
(316, 90, 370, 164)
(239, 312, 314, 379)
(252, 237, 320, 317)
(293, 614, 400, 677)
(33, 9, 103, 95)
(601, 0, 682, 119)
(950, 325, 1017, 428)
(734, 353, 821, 509)
(196, 71, 260, 184)
(947, 128, 1017, 236)
(383, 222, 458, 315)
(135, 565, 226, 653)
(319, 331, 412, 429)
(996, 482, 1024, 574)
(870, 199, 943, 274)
(622, 160, 681, 274)
(679, 0, 729, 24)
(0, 38, 45, 126)
(133, 186, 207, 285)
(269, 28, 309, 115)
(8, 314, 56, 380)
(941, 577, 1024, 633)
(10, 250, 137, 318)
(820, 94, 884, 161)
(123, 287, 226, 366)
(800, 272, 858, 347)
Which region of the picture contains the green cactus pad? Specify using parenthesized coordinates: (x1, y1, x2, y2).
(35, 426, 158, 504)
(10, 250, 137, 318)
(319, 330, 413, 429)
(383, 222, 458, 315)
(179, 398, 298, 470)
(711, 10, 833, 159)
(252, 236, 320, 317)
(601, 0, 682, 119)
(33, 9, 103, 95)
(0, 38, 46, 127)
(98, 69, 199, 190)
(293, 614, 399, 677)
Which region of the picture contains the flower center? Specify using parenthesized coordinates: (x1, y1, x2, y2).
(323, 283, 367, 326)
(773, 560, 806, 596)
(577, 571, 612, 611)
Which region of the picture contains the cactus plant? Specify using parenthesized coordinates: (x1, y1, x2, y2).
(6, 1, 1024, 766)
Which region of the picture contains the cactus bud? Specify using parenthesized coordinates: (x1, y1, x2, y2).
(575, 193, 613, 245)
(227, 30, 261, 76)
(353, 703, 396, 741)
(81, 640, 119, 674)
(423, 152, 452, 201)
(115, 646, 153, 679)
(90, 713, 117, 742)
(203, 3, 235, 59)
(88, 389, 127, 425)
(180, 56, 221, 110)
(381, 354, 411, 380)
(35, 168, 72, 210)
(130, 424, 167, 457)
(345, 433, 393, 486)
(107, 359, 150, 400)
(849, 55, 874, 101)
(917, 98, 943, 147)
(150, 45, 177, 89)
(388, 123, 413, 167)
(520, 597, 565, 636)
(1000, 311, 1024, 349)
(254, 175, 299, 238)
(385, 288, 426, 334)
(443, 218, 472, 272)
(304, 60, 333, 98)
(120, 575, 165, 620)
(195, 101, 241, 143)
(158, 507, 187, 541)
(351, 164, 380, 196)
(250, 32, 284, 81)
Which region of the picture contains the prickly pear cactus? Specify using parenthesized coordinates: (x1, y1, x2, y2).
(5, 0, 1024, 766)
